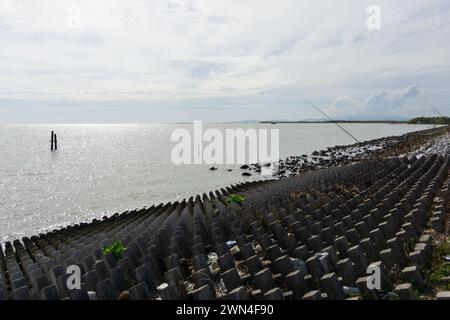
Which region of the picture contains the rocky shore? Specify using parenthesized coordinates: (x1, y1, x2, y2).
(268, 126, 450, 178)
(0, 125, 449, 300)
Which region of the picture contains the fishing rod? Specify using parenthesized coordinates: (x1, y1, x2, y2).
(420, 96, 446, 129)
(425, 98, 444, 117)
(304, 99, 361, 143)
(304, 99, 387, 163)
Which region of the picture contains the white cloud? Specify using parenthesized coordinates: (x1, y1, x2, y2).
(0, 0, 449, 121)
(365, 85, 420, 111)
(328, 85, 421, 117)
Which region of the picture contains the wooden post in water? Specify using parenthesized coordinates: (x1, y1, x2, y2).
(50, 131, 54, 151)
(50, 131, 58, 151)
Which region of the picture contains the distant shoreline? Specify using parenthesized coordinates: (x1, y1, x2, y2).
(259, 120, 409, 124)
(260, 116, 450, 125)
(0, 120, 446, 125)
(259, 121, 448, 124)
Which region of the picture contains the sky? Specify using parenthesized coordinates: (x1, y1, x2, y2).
(0, 0, 449, 123)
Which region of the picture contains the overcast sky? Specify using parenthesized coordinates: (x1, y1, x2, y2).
(0, 0, 449, 123)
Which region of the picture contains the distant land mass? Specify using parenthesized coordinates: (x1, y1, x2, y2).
(259, 114, 410, 123)
(172, 116, 448, 125)
(223, 119, 259, 124)
(260, 116, 449, 125)
(407, 116, 450, 124)
(260, 120, 407, 124)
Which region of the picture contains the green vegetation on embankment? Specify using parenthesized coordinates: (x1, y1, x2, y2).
(408, 117, 450, 125)
(425, 240, 450, 292)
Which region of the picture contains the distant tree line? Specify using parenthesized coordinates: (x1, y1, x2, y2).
(408, 117, 450, 124)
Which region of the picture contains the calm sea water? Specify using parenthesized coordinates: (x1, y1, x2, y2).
(0, 123, 434, 242)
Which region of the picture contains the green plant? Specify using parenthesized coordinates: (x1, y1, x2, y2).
(102, 240, 127, 260)
(227, 194, 246, 205)
(402, 237, 416, 259)
(428, 242, 450, 290)
(425, 241, 450, 291)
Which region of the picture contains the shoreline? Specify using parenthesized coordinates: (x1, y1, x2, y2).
(0, 125, 449, 300)
(2, 125, 448, 244)
(237, 125, 449, 178)
(0, 123, 436, 243)
(1, 124, 443, 243)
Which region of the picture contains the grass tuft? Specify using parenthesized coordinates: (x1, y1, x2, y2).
(227, 194, 246, 205)
(425, 240, 450, 291)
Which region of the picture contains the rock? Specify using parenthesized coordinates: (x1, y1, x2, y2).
(436, 291, 450, 300)
(210, 167, 218, 171)
(118, 290, 130, 300)
(242, 172, 252, 176)
(240, 165, 249, 169)
(207, 253, 219, 265)
(87, 291, 98, 300)
(157, 283, 169, 290)
(290, 258, 308, 277)
(343, 286, 360, 296)
(393, 283, 416, 300)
